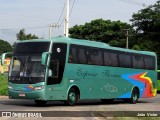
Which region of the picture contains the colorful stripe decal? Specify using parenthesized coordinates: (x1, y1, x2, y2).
(122, 72, 157, 98)
(24, 85, 34, 91)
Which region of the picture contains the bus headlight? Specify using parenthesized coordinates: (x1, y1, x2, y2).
(34, 86, 44, 90)
(8, 85, 13, 89)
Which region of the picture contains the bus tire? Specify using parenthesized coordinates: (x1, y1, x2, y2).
(34, 100, 47, 106)
(64, 88, 78, 106)
(129, 88, 139, 104)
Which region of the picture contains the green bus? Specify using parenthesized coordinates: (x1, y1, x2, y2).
(1, 37, 157, 106)
(157, 70, 160, 91)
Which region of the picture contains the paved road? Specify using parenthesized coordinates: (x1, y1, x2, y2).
(0, 94, 160, 119)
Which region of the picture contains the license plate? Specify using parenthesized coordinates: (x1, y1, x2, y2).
(19, 93, 25, 97)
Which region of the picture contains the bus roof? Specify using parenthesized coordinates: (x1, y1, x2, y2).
(17, 37, 156, 57)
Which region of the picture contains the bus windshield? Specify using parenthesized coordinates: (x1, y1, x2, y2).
(9, 42, 50, 84)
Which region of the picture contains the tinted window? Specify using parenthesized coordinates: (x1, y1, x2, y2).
(144, 56, 155, 70)
(69, 44, 155, 70)
(104, 51, 111, 66)
(69, 45, 77, 63)
(110, 52, 118, 67)
(14, 42, 50, 55)
(89, 48, 103, 65)
(133, 55, 144, 69)
(78, 47, 87, 64)
(119, 53, 132, 68)
(69, 45, 87, 64)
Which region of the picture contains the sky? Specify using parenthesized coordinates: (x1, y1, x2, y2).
(0, 0, 158, 45)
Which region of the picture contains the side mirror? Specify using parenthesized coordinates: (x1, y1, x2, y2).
(41, 52, 51, 66)
(1, 52, 13, 66)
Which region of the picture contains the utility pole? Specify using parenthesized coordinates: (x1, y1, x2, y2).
(123, 29, 129, 49)
(49, 23, 53, 38)
(64, 0, 70, 37)
(49, 23, 59, 38)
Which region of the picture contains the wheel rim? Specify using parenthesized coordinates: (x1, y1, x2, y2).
(69, 92, 76, 103)
(133, 92, 138, 102)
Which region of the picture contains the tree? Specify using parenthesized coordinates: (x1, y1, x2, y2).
(16, 29, 39, 40)
(131, 1, 160, 35)
(130, 0, 160, 44)
(0, 39, 13, 55)
(69, 19, 135, 48)
(131, 0, 160, 68)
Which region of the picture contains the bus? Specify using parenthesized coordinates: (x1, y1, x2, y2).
(1, 37, 157, 106)
(157, 70, 160, 91)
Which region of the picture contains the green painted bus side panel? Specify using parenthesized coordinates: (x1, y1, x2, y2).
(63, 64, 157, 99)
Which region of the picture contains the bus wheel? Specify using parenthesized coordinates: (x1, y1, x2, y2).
(64, 88, 78, 106)
(129, 88, 139, 104)
(35, 100, 47, 106)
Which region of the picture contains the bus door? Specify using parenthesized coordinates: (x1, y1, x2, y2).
(47, 43, 67, 99)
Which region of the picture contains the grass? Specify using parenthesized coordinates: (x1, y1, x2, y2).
(0, 73, 8, 96)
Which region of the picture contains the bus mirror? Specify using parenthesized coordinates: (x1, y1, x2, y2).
(41, 52, 51, 66)
(1, 52, 13, 66)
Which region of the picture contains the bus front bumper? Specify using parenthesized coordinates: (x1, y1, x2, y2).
(8, 89, 46, 100)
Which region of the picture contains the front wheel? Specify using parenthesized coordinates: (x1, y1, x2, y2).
(64, 88, 78, 106)
(35, 100, 47, 106)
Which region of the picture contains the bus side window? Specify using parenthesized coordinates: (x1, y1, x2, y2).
(104, 51, 111, 66)
(90, 48, 103, 65)
(69, 45, 77, 63)
(110, 52, 118, 67)
(78, 47, 87, 64)
(133, 55, 144, 69)
(119, 53, 132, 68)
(144, 56, 155, 70)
